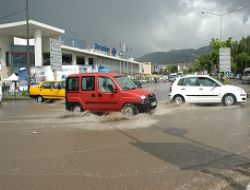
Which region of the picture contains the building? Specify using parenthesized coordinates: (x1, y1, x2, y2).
(177, 63, 191, 73)
(0, 20, 149, 85)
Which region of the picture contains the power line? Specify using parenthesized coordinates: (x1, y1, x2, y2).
(0, 8, 25, 21)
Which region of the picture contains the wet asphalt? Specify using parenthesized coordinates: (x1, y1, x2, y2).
(0, 81, 250, 190)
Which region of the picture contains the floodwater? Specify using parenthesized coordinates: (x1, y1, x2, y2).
(0, 82, 250, 190)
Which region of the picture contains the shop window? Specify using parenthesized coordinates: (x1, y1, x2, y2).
(62, 54, 72, 65)
(77, 56, 85, 65)
(5, 52, 9, 67)
(43, 53, 50, 66)
(89, 58, 94, 66)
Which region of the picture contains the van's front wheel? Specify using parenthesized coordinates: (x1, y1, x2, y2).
(121, 103, 139, 117)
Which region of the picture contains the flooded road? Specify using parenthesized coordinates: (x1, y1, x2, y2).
(0, 83, 250, 190)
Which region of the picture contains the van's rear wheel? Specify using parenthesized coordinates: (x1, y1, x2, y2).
(121, 103, 138, 117)
(37, 96, 44, 104)
(72, 104, 83, 112)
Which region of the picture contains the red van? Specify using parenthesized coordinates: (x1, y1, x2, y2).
(65, 72, 157, 116)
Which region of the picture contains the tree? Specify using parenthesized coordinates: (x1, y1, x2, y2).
(194, 38, 235, 74)
(236, 52, 250, 71)
(197, 54, 213, 73)
(164, 64, 178, 74)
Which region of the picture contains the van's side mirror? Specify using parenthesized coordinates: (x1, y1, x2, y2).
(112, 87, 118, 93)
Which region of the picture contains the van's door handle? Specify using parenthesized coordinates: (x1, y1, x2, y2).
(181, 88, 185, 90)
(97, 93, 102, 97)
(91, 93, 96, 98)
(199, 88, 203, 90)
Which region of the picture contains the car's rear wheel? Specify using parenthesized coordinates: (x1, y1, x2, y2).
(36, 96, 44, 104)
(173, 95, 185, 104)
(121, 103, 139, 117)
(72, 103, 83, 112)
(222, 94, 236, 106)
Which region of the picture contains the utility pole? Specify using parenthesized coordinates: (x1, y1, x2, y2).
(25, 0, 31, 92)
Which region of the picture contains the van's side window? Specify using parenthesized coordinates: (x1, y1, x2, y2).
(52, 82, 61, 89)
(82, 76, 95, 91)
(98, 77, 115, 93)
(41, 82, 52, 89)
(66, 78, 79, 91)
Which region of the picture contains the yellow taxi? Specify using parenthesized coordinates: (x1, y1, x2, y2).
(29, 81, 65, 103)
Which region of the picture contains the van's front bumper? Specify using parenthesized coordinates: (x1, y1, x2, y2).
(134, 96, 158, 112)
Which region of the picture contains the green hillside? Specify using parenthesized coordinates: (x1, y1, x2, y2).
(137, 46, 210, 65)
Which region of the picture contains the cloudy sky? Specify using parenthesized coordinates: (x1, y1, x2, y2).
(0, 0, 250, 58)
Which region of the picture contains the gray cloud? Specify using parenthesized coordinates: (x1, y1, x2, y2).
(0, 0, 250, 58)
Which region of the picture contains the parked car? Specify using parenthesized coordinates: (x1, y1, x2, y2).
(133, 80, 142, 88)
(242, 68, 250, 84)
(65, 72, 157, 116)
(178, 72, 183, 77)
(169, 75, 247, 106)
(29, 81, 65, 103)
(162, 75, 169, 81)
(169, 73, 177, 82)
(235, 74, 242, 80)
(228, 72, 235, 79)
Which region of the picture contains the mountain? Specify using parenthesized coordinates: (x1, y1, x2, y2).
(137, 46, 210, 65)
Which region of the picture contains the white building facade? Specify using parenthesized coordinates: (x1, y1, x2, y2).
(0, 20, 145, 83)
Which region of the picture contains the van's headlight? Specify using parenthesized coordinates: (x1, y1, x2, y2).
(140, 95, 146, 100)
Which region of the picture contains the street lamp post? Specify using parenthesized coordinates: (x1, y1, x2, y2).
(201, 6, 242, 40)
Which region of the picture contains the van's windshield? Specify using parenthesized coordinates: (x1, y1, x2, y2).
(115, 76, 137, 91)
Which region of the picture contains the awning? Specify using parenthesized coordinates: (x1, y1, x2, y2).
(2, 73, 19, 81)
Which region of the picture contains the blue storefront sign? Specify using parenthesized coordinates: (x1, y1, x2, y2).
(98, 66, 109, 72)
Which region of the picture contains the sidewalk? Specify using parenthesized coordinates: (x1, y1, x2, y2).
(2, 92, 30, 100)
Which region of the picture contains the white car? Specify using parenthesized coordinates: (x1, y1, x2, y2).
(169, 73, 177, 82)
(169, 75, 247, 106)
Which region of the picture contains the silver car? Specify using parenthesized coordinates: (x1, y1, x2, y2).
(168, 73, 177, 82)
